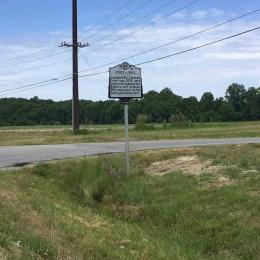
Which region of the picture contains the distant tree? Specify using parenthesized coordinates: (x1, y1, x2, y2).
(200, 92, 214, 111)
(199, 92, 215, 121)
(181, 97, 200, 122)
(218, 102, 236, 122)
(225, 83, 246, 113)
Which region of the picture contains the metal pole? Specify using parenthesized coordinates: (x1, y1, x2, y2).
(72, 0, 80, 132)
(124, 101, 129, 176)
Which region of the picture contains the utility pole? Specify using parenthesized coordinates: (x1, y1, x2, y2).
(60, 0, 89, 132)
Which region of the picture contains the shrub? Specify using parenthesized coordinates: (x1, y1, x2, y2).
(169, 113, 188, 127)
(73, 128, 89, 135)
(135, 114, 154, 131)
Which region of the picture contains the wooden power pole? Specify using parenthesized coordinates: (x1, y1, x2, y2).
(72, 0, 79, 132)
(60, 0, 89, 132)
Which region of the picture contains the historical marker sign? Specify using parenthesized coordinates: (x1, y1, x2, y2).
(108, 62, 143, 176)
(109, 62, 143, 99)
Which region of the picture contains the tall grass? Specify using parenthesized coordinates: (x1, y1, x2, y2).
(0, 145, 260, 258)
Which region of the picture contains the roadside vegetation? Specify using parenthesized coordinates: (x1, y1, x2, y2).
(0, 121, 260, 146)
(0, 144, 259, 259)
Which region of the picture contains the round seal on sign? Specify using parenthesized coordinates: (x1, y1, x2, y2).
(120, 62, 130, 70)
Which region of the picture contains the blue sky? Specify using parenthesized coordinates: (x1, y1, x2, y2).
(0, 0, 259, 100)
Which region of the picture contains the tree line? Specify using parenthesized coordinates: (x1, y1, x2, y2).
(0, 83, 259, 126)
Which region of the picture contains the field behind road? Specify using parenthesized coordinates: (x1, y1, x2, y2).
(0, 144, 259, 259)
(1, 121, 260, 146)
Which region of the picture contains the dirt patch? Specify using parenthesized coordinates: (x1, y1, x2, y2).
(242, 169, 258, 175)
(213, 176, 234, 187)
(145, 155, 212, 176)
(0, 248, 7, 260)
(145, 155, 238, 187)
(0, 189, 18, 201)
(248, 191, 260, 197)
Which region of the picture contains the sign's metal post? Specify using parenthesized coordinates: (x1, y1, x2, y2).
(124, 100, 130, 176)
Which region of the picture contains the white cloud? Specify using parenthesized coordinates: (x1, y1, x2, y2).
(192, 10, 208, 19)
(0, 8, 260, 100)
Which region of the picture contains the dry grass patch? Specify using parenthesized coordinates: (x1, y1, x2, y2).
(67, 213, 107, 229)
(0, 247, 8, 260)
(145, 155, 239, 187)
(145, 155, 213, 176)
(0, 188, 54, 240)
(0, 189, 18, 201)
(203, 175, 236, 189)
(248, 191, 260, 198)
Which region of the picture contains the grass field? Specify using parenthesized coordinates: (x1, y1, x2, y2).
(0, 144, 259, 259)
(0, 121, 260, 146)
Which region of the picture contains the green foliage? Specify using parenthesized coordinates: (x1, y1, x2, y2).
(0, 84, 260, 126)
(73, 128, 89, 135)
(135, 114, 150, 131)
(33, 163, 52, 177)
(169, 113, 188, 127)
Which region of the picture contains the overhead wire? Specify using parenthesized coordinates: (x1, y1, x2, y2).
(135, 26, 260, 66)
(0, 0, 154, 75)
(79, 0, 134, 38)
(78, 25, 260, 77)
(106, 0, 166, 91)
(0, 0, 195, 77)
(84, 0, 200, 56)
(76, 8, 260, 75)
(0, 0, 137, 68)
(82, 0, 155, 43)
(0, 48, 71, 72)
(2, 25, 259, 97)
(0, 0, 151, 73)
(0, 77, 72, 97)
(0, 78, 59, 94)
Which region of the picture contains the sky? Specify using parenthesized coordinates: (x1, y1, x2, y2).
(0, 0, 259, 101)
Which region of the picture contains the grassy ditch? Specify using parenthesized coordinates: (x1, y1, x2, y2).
(0, 144, 260, 259)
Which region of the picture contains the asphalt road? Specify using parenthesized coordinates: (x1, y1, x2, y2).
(1, 138, 260, 169)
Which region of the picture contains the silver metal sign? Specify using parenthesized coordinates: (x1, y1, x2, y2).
(109, 62, 143, 99)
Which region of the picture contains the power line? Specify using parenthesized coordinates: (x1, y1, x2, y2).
(0, 48, 71, 72)
(137, 26, 260, 66)
(0, 52, 71, 77)
(82, 0, 179, 45)
(18, 0, 175, 73)
(2, 7, 259, 81)
(0, 0, 199, 76)
(0, 47, 60, 68)
(82, 0, 155, 42)
(84, 0, 200, 56)
(0, 0, 134, 68)
(3, 23, 260, 96)
(78, 25, 260, 77)
(0, 1, 134, 68)
(79, 0, 134, 38)
(0, 47, 57, 62)
(0, 78, 58, 94)
(77, 8, 260, 74)
(0, 0, 186, 70)
(0, 77, 71, 97)
(0, 1, 142, 72)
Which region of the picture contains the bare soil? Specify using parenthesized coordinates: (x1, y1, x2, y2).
(145, 155, 236, 187)
(145, 155, 212, 176)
